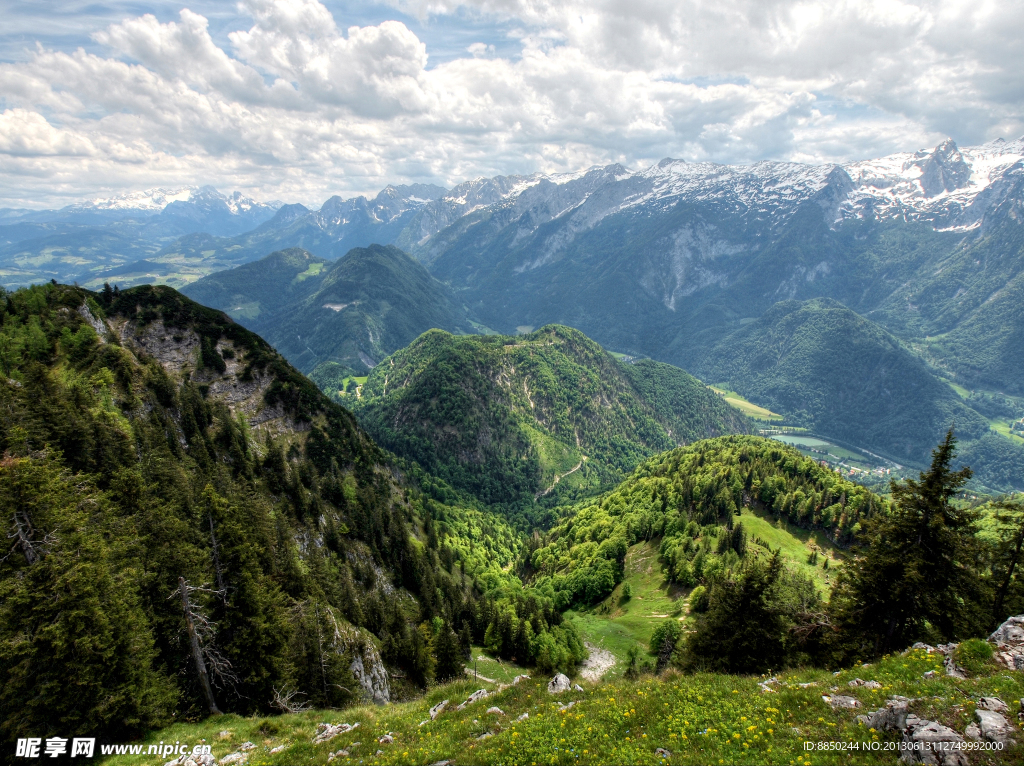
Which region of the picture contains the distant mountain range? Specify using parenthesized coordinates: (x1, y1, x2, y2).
(4, 136, 1024, 489)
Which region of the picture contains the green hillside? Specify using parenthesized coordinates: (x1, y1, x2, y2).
(264, 244, 474, 373)
(181, 247, 329, 322)
(182, 244, 474, 374)
(688, 298, 1024, 490)
(352, 326, 752, 506)
(530, 435, 883, 610)
(0, 282, 584, 751)
(924, 269, 1024, 396)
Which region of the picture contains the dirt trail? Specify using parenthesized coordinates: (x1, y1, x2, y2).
(464, 667, 498, 684)
(580, 642, 616, 683)
(535, 456, 587, 499)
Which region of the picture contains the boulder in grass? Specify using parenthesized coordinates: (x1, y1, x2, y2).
(976, 697, 1008, 713)
(824, 694, 862, 710)
(973, 709, 1016, 745)
(899, 716, 968, 766)
(548, 674, 571, 694)
(655, 748, 672, 758)
(429, 699, 449, 720)
(857, 696, 914, 732)
(313, 722, 358, 744)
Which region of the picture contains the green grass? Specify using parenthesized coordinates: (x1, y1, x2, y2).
(567, 543, 686, 675)
(737, 508, 841, 593)
(942, 378, 972, 399)
(569, 514, 844, 672)
(467, 648, 534, 685)
(335, 376, 369, 398)
(292, 262, 325, 283)
(708, 386, 782, 420)
(98, 648, 1024, 766)
(988, 417, 1024, 445)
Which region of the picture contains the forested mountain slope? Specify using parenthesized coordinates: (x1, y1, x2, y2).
(181, 248, 330, 323)
(531, 435, 885, 609)
(184, 245, 475, 374)
(352, 326, 751, 506)
(0, 282, 580, 750)
(688, 298, 1024, 490)
(259, 245, 475, 373)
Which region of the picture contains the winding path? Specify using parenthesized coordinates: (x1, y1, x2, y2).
(535, 456, 587, 499)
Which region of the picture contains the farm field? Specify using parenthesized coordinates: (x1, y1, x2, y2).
(708, 386, 783, 421)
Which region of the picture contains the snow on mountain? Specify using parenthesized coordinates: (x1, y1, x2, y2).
(420, 136, 1024, 237)
(70, 186, 282, 215)
(75, 187, 197, 211)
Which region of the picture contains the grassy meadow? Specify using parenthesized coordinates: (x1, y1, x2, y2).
(98, 647, 1024, 766)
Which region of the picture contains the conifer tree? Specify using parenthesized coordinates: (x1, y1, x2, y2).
(831, 430, 984, 656)
(0, 451, 173, 743)
(433, 621, 465, 682)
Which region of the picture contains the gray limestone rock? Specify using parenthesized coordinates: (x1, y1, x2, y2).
(824, 695, 862, 710)
(856, 696, 913, 732)
(976, 697, 1008, 713)
(899, 716, 968, 766)
(429, 699, 449, 720)
(973, 709, 1016, 745)
(548, 673, 571, 694)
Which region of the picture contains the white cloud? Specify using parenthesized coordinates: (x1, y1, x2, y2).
(0, 0, 1019, 207)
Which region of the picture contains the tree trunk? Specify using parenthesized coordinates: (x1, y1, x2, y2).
(179, 577, 221, 715)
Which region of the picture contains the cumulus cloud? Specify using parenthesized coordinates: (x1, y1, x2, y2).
(0, 0, 1019, 207)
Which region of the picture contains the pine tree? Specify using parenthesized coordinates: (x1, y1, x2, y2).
(433, 622, 465, 682)
(831, 430, 984, 656)
(0, 451, 174, 744)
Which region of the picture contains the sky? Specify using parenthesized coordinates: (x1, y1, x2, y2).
(0, 0, 1021, 208)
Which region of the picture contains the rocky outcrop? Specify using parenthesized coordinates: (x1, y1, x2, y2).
(77, 303, 109, 342)
(857, 696, 914, 731)
(989, 614, 1024, 670)
(349, 641, 390, 705)
(899, 715, 968, 766)
(970, 707, 1016, 745)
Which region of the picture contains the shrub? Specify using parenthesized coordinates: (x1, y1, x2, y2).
(954, 638, 993, 676)
(689, 585, 709, 613)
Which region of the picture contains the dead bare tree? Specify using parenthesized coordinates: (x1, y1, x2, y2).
(170, 577, 237, 715)
(4, 505, 55, 565)
(271, 687, 311, 714)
